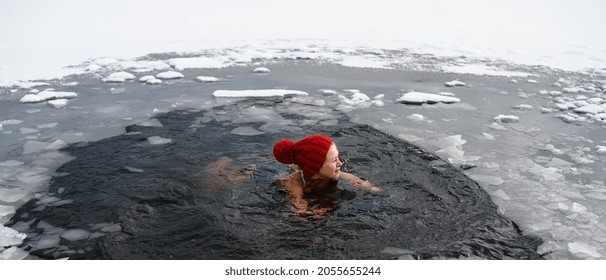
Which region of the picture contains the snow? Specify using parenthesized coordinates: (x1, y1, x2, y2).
(168, 57, 229, 70)
(212, 89, 308, 98)
(19, 90, 78, 103)
(442, 64, 533, 77)
(493, 114, 520, 123)
(252, 67, 271, 73)
(396, 91, 460, 105)
(445, 80, 466, 87)
(155, 71, 184, 79)
(0, 0, 606, 263)
(102, 71, 135, 83)
(195, 76, 219, 83)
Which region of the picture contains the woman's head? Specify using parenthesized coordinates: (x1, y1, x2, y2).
(273, 134, 342, 178)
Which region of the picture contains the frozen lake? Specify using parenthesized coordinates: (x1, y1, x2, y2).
(1, 46, 605, 259)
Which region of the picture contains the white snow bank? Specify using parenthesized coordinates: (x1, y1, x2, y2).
(19, 90, 78, 103)
(396, 91, 460, 105)
(213, 89, 308, 98)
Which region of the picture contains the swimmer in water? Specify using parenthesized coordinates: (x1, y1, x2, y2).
(273, 134, 379, 216)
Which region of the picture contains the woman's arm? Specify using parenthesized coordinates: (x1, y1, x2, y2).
(339, 172, 380, 192)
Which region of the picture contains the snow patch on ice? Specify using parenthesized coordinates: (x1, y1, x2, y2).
(396, 91, 460, 105)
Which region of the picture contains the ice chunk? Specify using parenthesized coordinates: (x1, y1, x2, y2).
(37, 122, 58, 129)
(0, 224, 27, 246)
(319, 89, 337, 95)
(407, 114, 426, 121)
(544, 144, 564, 155)
(33, 235, 61, 251)
(568, 242, 602, 258)
(528, 164, 564, 181)
(213, 89, 308, 98)
(482, 132, 495, 140)
(147, 136, 172, 145)
(492, 189, 511, 200)
(253, 67, 270, 73)
(100, 223, 122, 232)
(137, 118, 163, 127)
(155, 70, 184, 79)
(0, 246, 29, 260)
(45, 140, 67, 150)
(19, 90, 78, 103)
(48, 99, 69, 108)
(0, 187, 29, 203)
(22, 140, 49, 154)
(527, 79, 538, 83)
(396, 92, 460, 105)
(512, 104, 533, 110)
(138, 75, 156, 82)
(230, 126, 265, 136)
(494, 114, 519, 123)
(537, 240, 559, 256)
(233, 106, 284, 123)
(124, 166, 144, 173)
(146, 78, 162, 85)
(102, 71, 135, 83)
(596, 146, 606, 154)
(468, 174, 504, 186)
(20, 127, 39, 134)
(195, 76, 219, 82)
(444, 80, 466, 87)
(60, 229, 90, 241)
(574, 104, 604, 114)
(0, 160, 24, 167)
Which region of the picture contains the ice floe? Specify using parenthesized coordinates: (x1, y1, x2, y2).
(444, 80, 466, 87)
(493, 114, 519, 123)
(195, 76, 219, 83)
(19, 90, 78, 103)
(252, 67, 271, 73)
(102, 71, 135, 83)
(156, 70, 184, 79)
(396, 91, 460, 105)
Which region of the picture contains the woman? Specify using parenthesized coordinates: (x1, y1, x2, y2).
(273, 134, 379, 216)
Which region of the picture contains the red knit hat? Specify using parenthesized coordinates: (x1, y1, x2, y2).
(273, 135, 334, 177)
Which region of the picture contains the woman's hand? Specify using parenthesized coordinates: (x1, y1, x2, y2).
(340, 172, 380, 192)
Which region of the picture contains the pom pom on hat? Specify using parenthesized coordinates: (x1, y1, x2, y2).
(273, 139, 295, 164)
(272, 135, 333, 177)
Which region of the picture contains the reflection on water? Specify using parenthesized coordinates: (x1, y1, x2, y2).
(8, 100, 541, 259)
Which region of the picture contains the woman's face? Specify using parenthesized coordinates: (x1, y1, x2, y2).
(315, 143, 342, 180)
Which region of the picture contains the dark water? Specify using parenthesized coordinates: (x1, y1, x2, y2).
(7, 99, 542, 259)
